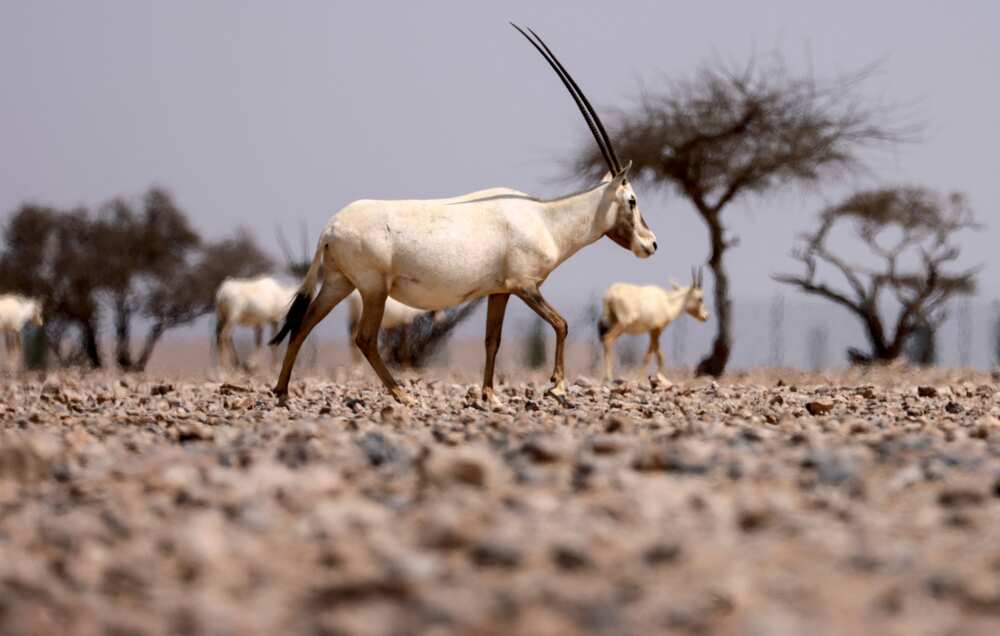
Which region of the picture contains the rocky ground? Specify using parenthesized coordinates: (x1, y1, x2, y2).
(2, 366, 1000, 635)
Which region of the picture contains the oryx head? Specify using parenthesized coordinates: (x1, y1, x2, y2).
(684, 267, 709, 322)
(28, 300, 43, 327)
(512, 24, 657, 259)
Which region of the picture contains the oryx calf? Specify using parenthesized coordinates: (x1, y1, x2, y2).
(215, 276, 297, 369)
(270, 25, 658, 405)
(345, 290, 441, 366)
(0, 294, 44, 370)
(599, 269, 709, 381)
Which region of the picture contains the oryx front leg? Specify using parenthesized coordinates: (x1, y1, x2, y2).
(481, 293, 510, 407)
(515, 287, 568, 399)
(4, 332, 17, 371)
(355, 287, 413, 405)
(647, 328, 669, 384)
(274, 276, 354, 398)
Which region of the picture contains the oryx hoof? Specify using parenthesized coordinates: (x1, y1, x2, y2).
(649, 373, 673, 389)
(544, 381, 569, 406)
(481, 388, 503, 410)
(391, 388, 417, 406)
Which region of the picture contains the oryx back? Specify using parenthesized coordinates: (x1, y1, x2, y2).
(324, 188, 550, 311)
(603, 283, 672, 335)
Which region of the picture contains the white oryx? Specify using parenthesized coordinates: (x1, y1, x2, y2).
(599, 268, 709, 381)
(345, 290, 441, 365)
(0, 294, 44, 370)
(271, 25, 657, 405)
(215, 276, 297, 368)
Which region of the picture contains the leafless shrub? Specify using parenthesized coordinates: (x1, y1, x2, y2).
(775, 187, 979, 364)
(381, 300, 483, 368)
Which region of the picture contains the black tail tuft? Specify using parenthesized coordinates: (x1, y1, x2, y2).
(597, 317, 610, 338)
(269, 292, 311, 346)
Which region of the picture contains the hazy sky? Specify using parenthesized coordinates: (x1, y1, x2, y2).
(1, 1, 998, 364)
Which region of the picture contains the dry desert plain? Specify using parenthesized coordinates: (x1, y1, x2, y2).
(3, 364, 1000, 635)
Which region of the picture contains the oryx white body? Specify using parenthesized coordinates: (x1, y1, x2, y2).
(270, 24, 659, 405)
(0, 294, 43, 371)
(215, 276, 296, 368)
(599, 280, 708, 381)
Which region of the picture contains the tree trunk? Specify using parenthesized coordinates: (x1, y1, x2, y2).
(114, 297, 133, 370)
(79, 319, 102, 368)
(696, 214, 732, 377)
(132, 323, 166, 372)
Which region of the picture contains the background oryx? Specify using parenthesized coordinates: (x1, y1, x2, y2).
(0, 294, 43, 371)
(271, 25, 657, 405)
(599, 268, 709, 381)
(215, 276, 297, 369)
(345, 290, 442, 366)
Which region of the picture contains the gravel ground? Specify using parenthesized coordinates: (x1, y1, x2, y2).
(2, 366, 1000, 635)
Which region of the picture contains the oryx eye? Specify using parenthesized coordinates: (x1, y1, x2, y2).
(628, 197, 636, 209)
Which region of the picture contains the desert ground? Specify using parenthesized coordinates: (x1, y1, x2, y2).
(3, 362, 1000, 635)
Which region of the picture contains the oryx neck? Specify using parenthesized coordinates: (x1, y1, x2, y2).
(661, 287, 690, 321)
(538, 181, 613, 265)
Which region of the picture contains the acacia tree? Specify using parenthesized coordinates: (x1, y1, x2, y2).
(95, 190, 201, 369)
(573, 56, 904, 375)
(774, 187, 979, 364)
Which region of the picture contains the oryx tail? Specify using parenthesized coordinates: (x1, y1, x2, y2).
(269, 241, 324, 346)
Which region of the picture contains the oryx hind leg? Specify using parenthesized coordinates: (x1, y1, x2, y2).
(354, 286, 413, 405)
(274, 274, 354, 397)
(514, 287, 568, 399)
(3, 332, 14, 371)
(601, 323, 624, 382)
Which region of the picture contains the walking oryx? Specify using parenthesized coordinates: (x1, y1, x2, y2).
(215, 276, 297, 369)
(345, 290, 442, 366)
(599, 269, 709, 381)
(0, 294, 43, 370)
(271, 25, 657, 405)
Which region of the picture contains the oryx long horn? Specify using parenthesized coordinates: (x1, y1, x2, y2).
(511, 23, 622, 175)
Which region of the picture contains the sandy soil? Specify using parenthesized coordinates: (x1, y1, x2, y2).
(2, 365, 1000, 635)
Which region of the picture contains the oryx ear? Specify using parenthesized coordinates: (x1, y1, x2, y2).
(613, 160, 632, 184)
(669, 279, 682, 290)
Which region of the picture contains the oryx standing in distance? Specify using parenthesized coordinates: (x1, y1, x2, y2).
(215, 276, 297, 369)
(598, 268, 709, 382)
(271, 25, 658, 405)
(0, 294, 44, 371)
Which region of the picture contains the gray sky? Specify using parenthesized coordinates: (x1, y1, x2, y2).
(1, 1, 998, 365)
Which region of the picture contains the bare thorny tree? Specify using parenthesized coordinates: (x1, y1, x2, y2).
(573, 54, 907, 375)
(774, 187, 979, 364)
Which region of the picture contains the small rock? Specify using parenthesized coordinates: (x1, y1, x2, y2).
(917, 386, 938, 398)
(642, 542, 682, 566)
(470, 541, 520, 568)
(805, 400, 834, 416)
